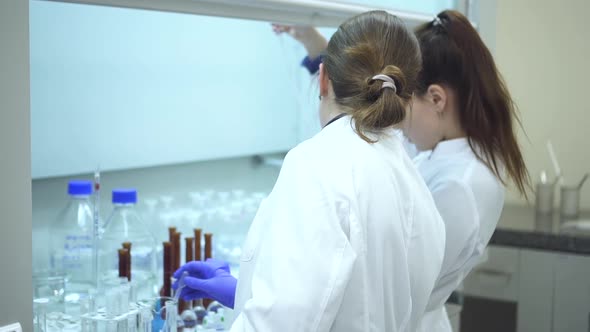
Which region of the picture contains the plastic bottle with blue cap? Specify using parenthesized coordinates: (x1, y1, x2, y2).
(99, 188, 157, 302)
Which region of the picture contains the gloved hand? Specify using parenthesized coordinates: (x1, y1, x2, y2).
(173, 258, 237, 309)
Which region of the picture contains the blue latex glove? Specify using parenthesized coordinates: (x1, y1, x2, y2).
(173, 258, 237, 309)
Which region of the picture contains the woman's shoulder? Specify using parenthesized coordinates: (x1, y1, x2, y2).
(290, 117, 385, 163)
(429, 155, 505, 223)
(286, 118, 413, 186)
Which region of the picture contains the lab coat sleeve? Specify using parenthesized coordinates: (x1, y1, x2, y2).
(426, 180, 480, 311)
(230, 147, 357, 332)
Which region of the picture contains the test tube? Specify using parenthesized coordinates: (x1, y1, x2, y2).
(203, 233, 213, 308)
(185, 237, 194, 262)
(194, 228, 202, 261)
(119, 278, 130, 315)
(106, 287, 119, 317)
(164, 301, 178, 332)
(173, 232, 181, 270)
(168, 228, 177, 272)
(163, 242, 172, 297)
(168, 227, 177, 241)
(118, 249, 129, 279)
(139, 307, 152, 332)
(129, 280, 138, 303)
(88, 289, 98, 331)
(126, 259, 132, 283)
(127, 313, 137, 332)
(204, 233, 213, 260)
(181, 237, 195, 322)
(110, 280, 129, 332)
(193, 229, 205, 316)
(122, 242, 132, 281)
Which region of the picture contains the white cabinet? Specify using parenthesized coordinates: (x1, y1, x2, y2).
(466, 246, 590, 332)
(552, 253, 590, 332)
(461, 247, 520, 332)
(514, 249, 590, 332)
(463, 246, 520, 302)
(517, 249, 556, 332)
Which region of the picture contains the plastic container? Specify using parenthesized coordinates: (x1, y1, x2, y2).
(560, 185, 580, 222)
(48, 180, 95, 306)
(99, 189, 157, 301)
(535, 182, 554, 215)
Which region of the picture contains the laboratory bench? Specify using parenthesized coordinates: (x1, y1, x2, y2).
(460, 204, 590, 332)
(491, 205, 590, 254)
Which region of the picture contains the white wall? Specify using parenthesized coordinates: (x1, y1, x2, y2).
(0, 0, 33, 329)
(491, 0, 590, 209)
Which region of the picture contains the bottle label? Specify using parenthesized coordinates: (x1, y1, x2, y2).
(52, 234, 93, 271)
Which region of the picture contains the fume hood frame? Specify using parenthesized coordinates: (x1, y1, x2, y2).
(39, 0, 443, 28)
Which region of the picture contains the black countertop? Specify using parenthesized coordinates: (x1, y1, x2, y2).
(490, 205, 590, 255)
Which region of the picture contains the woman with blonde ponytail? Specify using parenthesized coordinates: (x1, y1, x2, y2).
(174, 11, 446, 331)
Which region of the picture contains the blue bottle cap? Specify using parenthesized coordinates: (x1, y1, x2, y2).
(68, 180, 93, 196)
(112, 189, 137, 204)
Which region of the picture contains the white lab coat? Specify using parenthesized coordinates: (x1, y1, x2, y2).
(230, 116, 446, 332)
(413, 138, 505, 332)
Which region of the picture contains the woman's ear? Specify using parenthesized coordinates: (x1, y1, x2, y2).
(427, 84, 448, 115)
(319, 63, 330, 98)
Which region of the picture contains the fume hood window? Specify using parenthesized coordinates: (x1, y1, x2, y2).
(330, 0, 458, 15)
(30, 1, 328, 179)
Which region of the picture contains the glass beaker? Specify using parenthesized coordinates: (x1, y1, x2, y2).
(560, 186, 580, 222)
(33, 270, 68, 313)
(33, 298, 49, 332)
(535, 182, 555, 215)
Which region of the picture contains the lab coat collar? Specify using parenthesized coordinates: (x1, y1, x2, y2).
(323, 113, 348, 128)
(321, 114, 401, 144)
(429, 137, 470, 160)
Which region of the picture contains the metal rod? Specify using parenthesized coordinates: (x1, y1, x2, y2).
(92, 167, 100, 288)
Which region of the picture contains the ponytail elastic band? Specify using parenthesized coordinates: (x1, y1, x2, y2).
(433, 16, 443, 26)
(371, 74, 397, 94)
